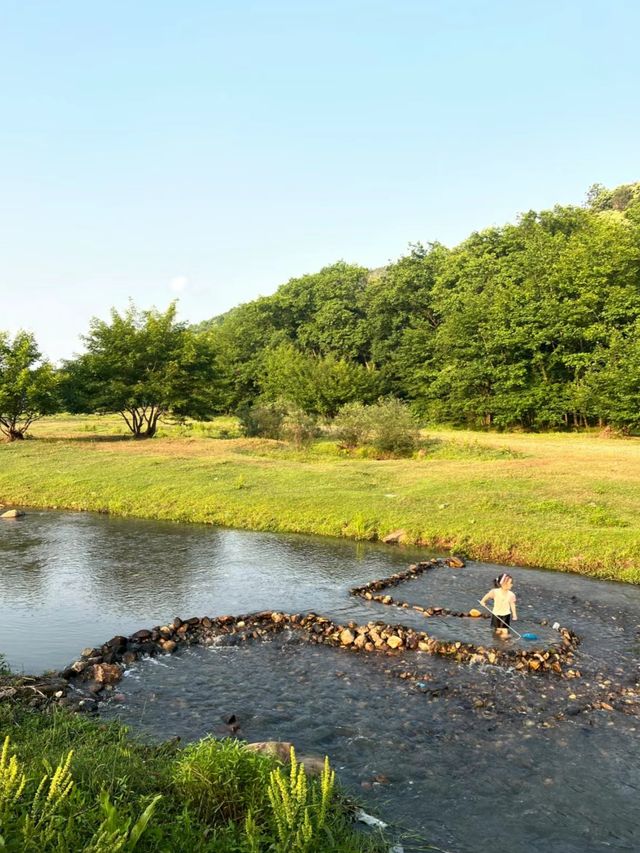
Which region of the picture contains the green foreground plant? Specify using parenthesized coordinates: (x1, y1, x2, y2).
(0, 707, 383, 852)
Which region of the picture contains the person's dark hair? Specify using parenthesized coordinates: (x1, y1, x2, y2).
(493, 572, 512, 587)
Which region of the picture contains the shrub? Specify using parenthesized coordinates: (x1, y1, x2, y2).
(236, 402, 285, 439)
(333, 402, 372, 449)
(281, 407, 319, 448)
(368, 398, 419, 457)
(171, 737, 273, 824)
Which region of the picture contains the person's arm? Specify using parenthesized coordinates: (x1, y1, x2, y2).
(480, 590, 495, 608)
(510, 592, 518, 621)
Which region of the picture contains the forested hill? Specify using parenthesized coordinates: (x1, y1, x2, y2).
(204, 182, 640, 431)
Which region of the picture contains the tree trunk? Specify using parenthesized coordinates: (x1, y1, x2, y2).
(8, 429, 24, 441)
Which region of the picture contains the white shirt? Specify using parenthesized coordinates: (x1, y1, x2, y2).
(492, 588, 516, 616)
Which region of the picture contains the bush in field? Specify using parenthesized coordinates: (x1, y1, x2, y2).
(369, 398, 419, 456)
(281, 407, 319, 448)
(237, 401, 286, 439)
(334, 398, 418, 456)
(333, 402, 372, 449)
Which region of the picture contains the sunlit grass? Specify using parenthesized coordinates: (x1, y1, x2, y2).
(1, 415, 640, 581)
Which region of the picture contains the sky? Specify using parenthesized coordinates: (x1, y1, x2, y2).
(0, 0, 639, 362)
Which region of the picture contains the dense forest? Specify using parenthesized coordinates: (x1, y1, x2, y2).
(2, 182, 640, 439)
(202, 181, 640, 431)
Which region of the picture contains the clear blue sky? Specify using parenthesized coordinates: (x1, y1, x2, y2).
(1, 0, 638, 361)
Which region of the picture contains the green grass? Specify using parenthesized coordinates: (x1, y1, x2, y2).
(1, 415, 640, 582)
(0, 702, 383, 852)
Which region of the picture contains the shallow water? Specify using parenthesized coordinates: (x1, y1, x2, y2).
(1, 510, 639, 851)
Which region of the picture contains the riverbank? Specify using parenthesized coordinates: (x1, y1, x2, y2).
(1, 415, 639, 582)
(0, 695, 384, 852)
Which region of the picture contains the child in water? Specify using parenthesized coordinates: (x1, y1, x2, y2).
(480, 573, 518, 638)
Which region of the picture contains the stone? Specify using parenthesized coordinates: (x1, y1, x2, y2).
(469, 609, 482, 618)
(271, 612, 285, 624)
(1, 509, 24, 519)
(161, 640, 177, 653)
(353, 633, 367, 649)
(130, 629, 152, 641)
(418, 641, 430, 652)
(445, 556, 465, 568)
(245, 741, 293, 762)
(105, 635, 128, 650)
(298, 755, 326, 776)
(340, 629, 355, 646)
(382, 529, 406, 545)
(386, 636, 403, 650)
(92, 663, 123, 685)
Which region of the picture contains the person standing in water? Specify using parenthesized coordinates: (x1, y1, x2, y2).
(480, 573, 518, 638)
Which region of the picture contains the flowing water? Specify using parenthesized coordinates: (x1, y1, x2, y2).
(1, 510, 639, 852)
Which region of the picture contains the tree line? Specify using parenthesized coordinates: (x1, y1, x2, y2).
(1, 181, 639, 441)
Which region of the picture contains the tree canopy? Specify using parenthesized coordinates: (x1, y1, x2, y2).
(204, 181, 640, 431)
(63, 303, 219, 437)
(0, 331, 58, 440)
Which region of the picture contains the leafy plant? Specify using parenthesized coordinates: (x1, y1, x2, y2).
(267, 747, 335, 853)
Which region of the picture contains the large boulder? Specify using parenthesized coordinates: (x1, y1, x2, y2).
(1, 509, 25, 519)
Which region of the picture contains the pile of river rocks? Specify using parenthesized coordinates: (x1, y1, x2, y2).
(351, 557, 490, 618)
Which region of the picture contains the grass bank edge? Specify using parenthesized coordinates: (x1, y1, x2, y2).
(1, 428, 639, 584)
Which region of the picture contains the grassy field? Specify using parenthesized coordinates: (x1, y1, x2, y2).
(1, 415, 639, 582)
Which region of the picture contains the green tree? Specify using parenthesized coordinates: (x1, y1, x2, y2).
(64, 303, 219, 437)
(260, 343, 379, 417)
(0, 331, 59, 441)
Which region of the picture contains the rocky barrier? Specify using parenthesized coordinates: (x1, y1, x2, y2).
(1, 558, 584, 715)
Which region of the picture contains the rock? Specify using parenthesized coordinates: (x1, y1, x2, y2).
(386, 635, 403, 650)
(271, 612, 285, 624)
(353, 633, 367, 649)
(245, 741, 293, 762)
(445, 556, 465, 568)
(469, 609, 482, 618)
(130, 629, 152, 641)
(122, 651, 138, 665)
(161, 640, 177, 653)
(340, 629, 355, 646)
(418, 641, 430, 652)
(70, 660, 88, 673)
(87, 681, 104, 695)
(92, 663, 123, 685)
(1, 509, 24, 519)
(105, 635, 128, 650)
(298, 755, 326, 776)
(382, 529, 406, 545)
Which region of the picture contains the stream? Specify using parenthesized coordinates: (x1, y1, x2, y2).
(1, 510, 639, 852)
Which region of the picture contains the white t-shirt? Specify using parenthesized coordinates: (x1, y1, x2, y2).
(492, 588, 516, 616)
